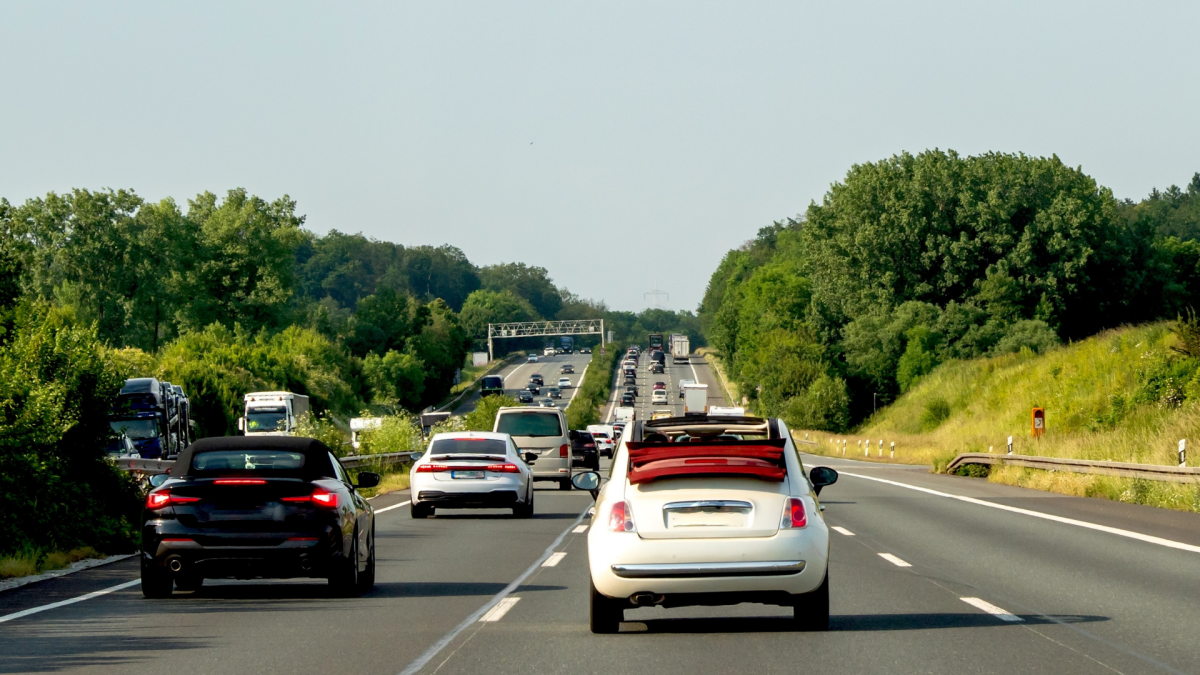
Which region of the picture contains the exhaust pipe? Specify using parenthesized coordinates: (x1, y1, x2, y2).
(299, 556, 313, 572)
(167, 557, 183, 573)
(629, 592, 665, 607)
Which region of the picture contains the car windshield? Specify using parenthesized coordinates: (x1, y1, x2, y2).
(429, 438, 508, 456)
(190, 450, 306, 475)
(496, 412, 563, 437)
(246, 407, 288, 432)
(481, 376, 503, 388)
(110, 418, 157, 440)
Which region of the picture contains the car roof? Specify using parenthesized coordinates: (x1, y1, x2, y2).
(430, 431, 509, 442)
(174, 436, 338, 478)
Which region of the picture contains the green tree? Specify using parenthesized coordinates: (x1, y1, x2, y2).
(480, 262, 562, 319)
(362, 350, 426, 411)
(458, 288, 540, 339)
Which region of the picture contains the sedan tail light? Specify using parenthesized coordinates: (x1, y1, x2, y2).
(145, 489, 200, 510)
(486, 464, 521, 473)
(607, 500, 636, 533)
(780, 497, 808, 529)
(559, 444, 569, 458)
(281, 488, 339, 509)
(414, 464, 450, 473)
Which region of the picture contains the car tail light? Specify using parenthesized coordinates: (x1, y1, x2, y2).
(414, 464, 450, 473)
(281, 488, 339, 509)
(607, 500, 636, 532)
(486, 464, 521, 473)
(145, 489, 200, 510)
(214, 478, 267, 485)
(559, 444, 569, 458)
(780, 497, 807, 528)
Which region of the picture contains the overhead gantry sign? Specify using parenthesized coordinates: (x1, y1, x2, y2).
(487, 319, 605, 362)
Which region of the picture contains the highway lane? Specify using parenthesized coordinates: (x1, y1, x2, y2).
(603, 349, 729, 423)
(453, 349, 594, 416)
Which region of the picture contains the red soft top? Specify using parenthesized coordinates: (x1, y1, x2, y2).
(626, 440, 787, 484)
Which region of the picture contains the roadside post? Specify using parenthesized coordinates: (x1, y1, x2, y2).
(890, 441, 894, 459)
(1031, 407, 1045, 439)
(1007, 436, 1013, 455)
(878, 439, 882, 457)
(1179, 439, 1187, 467)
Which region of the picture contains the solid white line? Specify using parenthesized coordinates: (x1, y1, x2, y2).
(542, 552, 567, 567)
(0, 579, 140, 625)
(572, 525, 588, 533)
(396, 506, 589, 675)
(842, 472, 1200, 554)
(878, 553, 911, 567)
(961, 597, 1023, 622)
(478, 597, 520, 622)
(830, 526, 855, 536)
(374, 500, 411, 514)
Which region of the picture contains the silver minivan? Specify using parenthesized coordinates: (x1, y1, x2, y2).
(493, 407, 573, 490)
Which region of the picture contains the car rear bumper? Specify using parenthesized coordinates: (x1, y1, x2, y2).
(144, 534, 343, 579)
(416, 490, 521, 507)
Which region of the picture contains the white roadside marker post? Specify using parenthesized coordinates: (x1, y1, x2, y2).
(890, 441, 894, 459)
(878, 439, 883, 457)
(1179, 439, 1187, 467)
(1007, 436, 1013, 455)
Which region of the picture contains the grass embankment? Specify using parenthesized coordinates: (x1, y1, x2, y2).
(799, 323, 1200, 513)
(0, 547, 106, 581)
(696, 348, 740, 405)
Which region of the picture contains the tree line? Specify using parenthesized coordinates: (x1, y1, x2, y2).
(700, 150, 1200, 431)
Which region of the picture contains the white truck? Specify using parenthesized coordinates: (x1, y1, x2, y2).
(350, 416, 383, 449)
(239, 391, 310, 436)
(670, 333, 690, 364)
(682, 383, 709, 416)
(614, 406, 637, 424)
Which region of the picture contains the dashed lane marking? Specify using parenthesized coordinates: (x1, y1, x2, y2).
(842, 471, 1200, 555)
(374, 500, 411, 514)
(830, 526, 855, 536)
(572, 525, 588, 533)
(878, 553, 911, 567)
(0, 580, 140, 625)
(478, 597, 521, 622)
(542, 552, 567, 567)
(961, 597, 1023, 622)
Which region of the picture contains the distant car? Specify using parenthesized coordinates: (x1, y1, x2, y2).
(558, 377, 572, 389)
(623, 377, 637, 387)
(570, 430, 599, 471)
(526, 383, 540, 395)
(624, 385, 639, 397)
(539, 398, 556, 408)
(548, 387, 562, 399)
(586, 425, 615, 458)
(140, 437, 379, 598)
(612, 423, 625, 438)
(106, 433, 140, 458)
(651, 409, 673, 420)
(528, 355, 538, 363)
(530, 374, 545, 386)
(560, 364, 575, 374)
(653, 381, 666, 390)
(544, 347, 557, 356)
(650, 363, 665, 374)
(481, 375, 505, 397)
(409, 431, 535, 519)
(652, 389, 668, 405)
(620, 394, 635, 406)
(580, 347, 591, 354)
(517, 391, 534, 403)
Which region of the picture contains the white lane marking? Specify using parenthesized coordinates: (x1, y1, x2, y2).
(961, 597, 1023, 622)
(572, 525, 588, 533)
(397, 506, 589, 675)
(478, 597, 521, 622)
(542, 552, 567, 567)
(0, 579, 140, 625)
(374, 500, 411, 514)
(842, 472, 1200, 554)
(878, 553, 911, 567)
(831, 526, 855, 536)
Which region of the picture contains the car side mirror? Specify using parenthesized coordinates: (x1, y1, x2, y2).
(809, 466, 839, 496)
(523, 452, 538, 464)
(409, 452, 424, 462)
(149, 473, 170, 488)
(571, 471, 601, 499)
(355, 471, 381, 489)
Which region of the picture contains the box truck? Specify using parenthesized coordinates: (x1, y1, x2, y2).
(239, 391, 311, 436)
(682, 383, 709, 416)
(670, 334, 690, 364)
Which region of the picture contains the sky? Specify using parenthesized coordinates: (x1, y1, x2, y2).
(2, 1, 1198, 312)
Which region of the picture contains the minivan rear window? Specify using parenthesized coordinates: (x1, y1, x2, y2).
(429, 438, 508, 456)
(496, 412, 562, 438)
(481, 376, 503, 388)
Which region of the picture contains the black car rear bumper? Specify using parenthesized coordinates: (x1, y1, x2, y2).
(145, 537, 345, 579)
(416, 490, 520, 508)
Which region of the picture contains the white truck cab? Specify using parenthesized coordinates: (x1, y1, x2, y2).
(239, 392, 311, 436)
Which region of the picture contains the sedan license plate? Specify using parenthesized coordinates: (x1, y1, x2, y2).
(451, 470, 485, 479)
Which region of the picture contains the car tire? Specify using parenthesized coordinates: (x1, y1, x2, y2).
(174, 574, 203, 592)
(329, 536, 361, 597)
(357, 522, 376, 593)
(411, 502, 433, 519)
(558, 478, 572, 490)
(589, 578, 623, 634)
(140, 560, 174, 599)
(790, 571, 830, 631)
(513, 499, 534, 518)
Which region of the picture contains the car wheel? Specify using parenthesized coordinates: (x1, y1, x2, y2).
(411, 502, 433, 519)
(558, 478, 572, 490)
(357, 522, 376, 593)
(329, 536, 361, 597)
(513, 497, 534, 518)
(140, 560, 174, 599)
(174, 574, 203, 592)
(790, 571, 829, 631)
(589, 578, 623, 634)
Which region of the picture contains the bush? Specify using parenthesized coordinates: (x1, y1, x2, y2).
(992, 320, 1060, 355)
(920, 397, 951, 429)
(566, 343, 625, 429)
(782, 374, 850, 432)
(461, 394, 519, 432)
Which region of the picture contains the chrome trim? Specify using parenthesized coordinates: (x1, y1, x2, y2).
(662, 500, 753, 513)
(611, 560, 806, 578)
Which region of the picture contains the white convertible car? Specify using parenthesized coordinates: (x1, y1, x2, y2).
(575, 414, 838, 633)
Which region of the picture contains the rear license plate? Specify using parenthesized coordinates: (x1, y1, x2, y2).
(666, 510, 750, 528)
(451, 470, 485, 479)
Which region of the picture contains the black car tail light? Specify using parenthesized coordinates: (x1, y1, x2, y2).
(145, 489, 200, 510)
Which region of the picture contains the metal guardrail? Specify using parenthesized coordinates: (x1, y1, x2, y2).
(338, 452, 413, 470)
(946, 452, 1200, 484)
(112, 453, 413, 474)
(110, 457, 175, 475)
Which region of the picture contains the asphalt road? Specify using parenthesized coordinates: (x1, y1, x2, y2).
(453, 350, 596, 416)
(4, 352, 1200, 675)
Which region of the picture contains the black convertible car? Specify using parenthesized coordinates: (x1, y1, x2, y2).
(140, 437, 379, 598)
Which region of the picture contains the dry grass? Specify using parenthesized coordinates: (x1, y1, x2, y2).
(696, 348, 741, 406)
(0, 547, 103, 580)
(359, 470, 410, 499)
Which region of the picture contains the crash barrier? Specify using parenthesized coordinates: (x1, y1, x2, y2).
(435, 353, 522, 413)
(112, 452, 413, 475)
(946, 453, 1200, 484)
